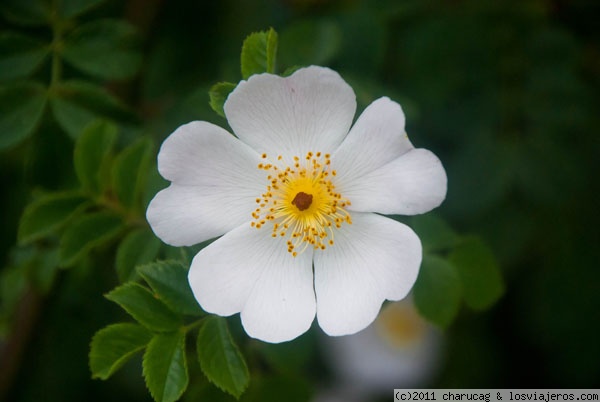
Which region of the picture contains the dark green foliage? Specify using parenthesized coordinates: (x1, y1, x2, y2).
(449, 237, 505, 311)
(279, 20, 341, 68)
(0, 33, 48, 81)
(62, 19, 142, 80)
(111, 138, 153, 210)
(18, 191, 88, 244)
(116, 228, 161, 282)
(59, 211, 123, 267)
(50, 81, 136, 139)
(73, 120, 118, 196)
(0, 82, 46, 150)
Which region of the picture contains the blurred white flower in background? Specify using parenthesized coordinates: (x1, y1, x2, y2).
(314, 299, 443, 402)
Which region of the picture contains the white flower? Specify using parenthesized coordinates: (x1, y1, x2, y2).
(146, 66, 447, 343)
(320, 300, 442, 399)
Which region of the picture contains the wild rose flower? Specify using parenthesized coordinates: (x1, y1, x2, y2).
(146, 66, 447, 343)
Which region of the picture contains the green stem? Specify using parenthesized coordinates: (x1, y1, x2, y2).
(99, 195, 148, 228)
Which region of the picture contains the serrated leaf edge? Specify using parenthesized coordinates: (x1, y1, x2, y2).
(104, 282, 183, 332)
(197, 317, 249, 399)
(142, 331, 189, 402)
(89, 322, 152, 380)
(240, 27, 279, 79)
(136, 260, 202, 317)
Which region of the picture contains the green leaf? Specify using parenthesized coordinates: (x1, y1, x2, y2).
(5, 246, 60, 296)
(28, 247, 60, 294)
(58, 0, 105, 18)
(279, 20, 341, 67)
(143, 331, 189, 402)
(0, 32, 49, 81)
(111, 137, 153, 210)
(240, 28, 278, 79)
(89, 323, 152, 380)
(18, 191, 88, 244)
(137, 261, 201, 316)
(59, 211, 123, 267)
(143, 165, 167, 210)
(197, 316, 250, 399)
(411, 214, 460, 252)
(0, 0, 48, 26)
(73, 120, 117, 195)
(281, 65, 301, 77)
(105, 282, 182, 332)
(116, 229, 161, 283)
(0, 81, 46, 150)
(50, 80, 136, 139)
(208, 82, 236, 118)
(448, 236, 504, 310)
(413, 255, 462, 327)
(62, 19, 141, 80)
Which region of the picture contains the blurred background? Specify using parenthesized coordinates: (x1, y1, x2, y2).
(1, 0, 599, 401)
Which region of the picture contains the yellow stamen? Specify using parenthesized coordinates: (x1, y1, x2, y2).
(252, 152, 352, 256)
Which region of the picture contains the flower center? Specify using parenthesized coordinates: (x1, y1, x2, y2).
(291, 192, 313, 211)
(252, 151, 352, 257)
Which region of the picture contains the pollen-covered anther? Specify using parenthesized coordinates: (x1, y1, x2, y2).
(251, 151, 352, 256)
(291, 192, 313, 211)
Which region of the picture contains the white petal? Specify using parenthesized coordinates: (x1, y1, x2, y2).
(189, 223, 316, 343)
(147, 120, 269, 246)
(332, 97, 413, 182)
(341, 148, 447, 215)
(224, 66, 356, 161)
(157, 120, 264, 187)
(314, 213, 421, 336)
(147, 183, 261, 246)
